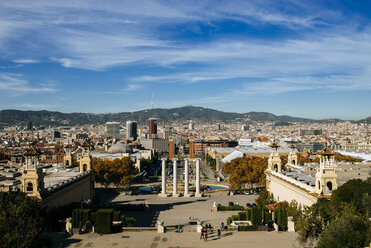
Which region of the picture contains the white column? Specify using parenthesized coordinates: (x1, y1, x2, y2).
(184, 159, 190, 197)
(159, 158, 167, 197)
(195, 159, 202, 197)
(172, 159, 179, 197)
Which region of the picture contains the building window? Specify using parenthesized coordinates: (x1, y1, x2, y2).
(83, 164, 87, 172)
(26, 182, 33, 192)
(326, 182, 333, 193)
(318, 181, 320, 189)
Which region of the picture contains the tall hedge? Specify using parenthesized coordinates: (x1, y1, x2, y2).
(72, 209, 91, 228)
(232, 215, 239, 222)
(238, 212, 247, 221)
(277, 208, 288, 231)
(251, 207, 262, 226)
(264, 212, 272, 225)
(227, 217, 233, 225)
(217, 206, 245, 211)
(273, 209, 279, 224)
(113, 211, 121, 221)
(125, 217, 136, 227)
(95, 209, 113, 234)
(246, 208, 252, 221)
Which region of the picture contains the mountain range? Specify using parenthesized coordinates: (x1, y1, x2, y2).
(0, 106, 369, 127)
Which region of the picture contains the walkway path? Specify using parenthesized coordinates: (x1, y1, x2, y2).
(51, 231, 298, 248)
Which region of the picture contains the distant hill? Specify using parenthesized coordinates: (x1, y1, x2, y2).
(356, 116, 371, 124)
(0, 106, 360, 127)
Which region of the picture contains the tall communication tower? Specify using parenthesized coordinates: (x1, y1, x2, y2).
(151, 93, 154, 109)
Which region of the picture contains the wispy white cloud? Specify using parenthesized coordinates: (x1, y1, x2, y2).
(0, 73, 58, 95)
(0, 0, 349, 69)
(0, 0, 371, 102)
(124, 83, 144, 92)
(13, 59, 40, 64)
(17, 103, 60, 109)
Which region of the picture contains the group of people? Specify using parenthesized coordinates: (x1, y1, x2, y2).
(200, 222, 224, 242)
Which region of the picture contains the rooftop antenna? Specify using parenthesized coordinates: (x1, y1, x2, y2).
(151, 93, 154, 109)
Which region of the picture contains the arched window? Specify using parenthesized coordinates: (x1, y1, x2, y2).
(83, 164, 87, 172)
(66, 160, 70, 166)
(318, 181, 321, 190)
(26, 182, 33, 192)
(292, 160, 296, 165)
(274, 164, 278, 172)
(326, 182, 333, 193)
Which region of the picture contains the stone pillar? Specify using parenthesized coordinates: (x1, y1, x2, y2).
(159, 159, 167, 197)
(157, 220, 165, 233)
(195, 159, 202, 197)
(184, 159, 190, 197)
(196, 220, 203, 233)
(172, 159, 179, 197)
(287, 216, 295, 232)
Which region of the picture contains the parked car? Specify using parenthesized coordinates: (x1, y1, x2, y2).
(252, 203, 257, 207)
(246, 203, 252, 208)
(228, 201, 234, 207)
(243, 191, 250, 195)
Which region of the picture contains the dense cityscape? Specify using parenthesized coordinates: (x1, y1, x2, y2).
(1, 1, 371, 248)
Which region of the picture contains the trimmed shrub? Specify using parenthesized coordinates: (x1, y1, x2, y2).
(91, 212, 96, 224)
(232, 215, 239, 222)
(72, 209, 91, 228)
(120, 215, 126, 221)
(227, 217, 233, 225)
(238, 212, 247, 221)
(238, 225, 258, 231)
(217, 206, 245, 211)
(126, 217, 136, 227)
(95, 209, 113, 234)
(277, 208, 288, 231)
(113, 211, 121, 221)
(273, 209, 279, 224)
(251, 207, 262, 226)
(246, 208, 252, 221)
(264, 212, 272, 225)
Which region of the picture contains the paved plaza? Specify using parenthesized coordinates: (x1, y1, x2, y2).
(50, 190, 300, 247)
(52, 229, 298, 248)
(110, 190, 258, 227)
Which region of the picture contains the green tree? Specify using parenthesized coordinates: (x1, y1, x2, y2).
(330, 178, 371, 214)
(205, 154, 216, 170)
(255, 189, 274, 207)
(296, 204, 325, 247)
(316, 215, 368, 248)
(0, 192, 48, 248)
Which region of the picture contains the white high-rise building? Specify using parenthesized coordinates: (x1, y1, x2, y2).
(126, 121, 138, 140)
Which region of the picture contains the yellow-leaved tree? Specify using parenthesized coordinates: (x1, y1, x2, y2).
(221, 155, 268, 190)
(93, 157, 138, 188)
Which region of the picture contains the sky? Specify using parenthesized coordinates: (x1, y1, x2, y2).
(0, 0, 371, 120)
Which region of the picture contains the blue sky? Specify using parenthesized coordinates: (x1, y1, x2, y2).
(0, 0, 371, 120)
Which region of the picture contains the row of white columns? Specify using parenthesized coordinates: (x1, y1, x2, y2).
(159, 158, 202, 197)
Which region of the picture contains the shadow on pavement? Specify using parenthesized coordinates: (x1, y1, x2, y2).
(119, 199, 207, 227)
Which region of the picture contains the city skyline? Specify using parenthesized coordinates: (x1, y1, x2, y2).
(1, 1, 371, 119)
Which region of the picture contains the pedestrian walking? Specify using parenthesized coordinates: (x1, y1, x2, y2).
(221, 222, 225, 231)
(217, 227, 221, 238)
(204, 232, 208, 242)
(200, 227, 204, 239)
